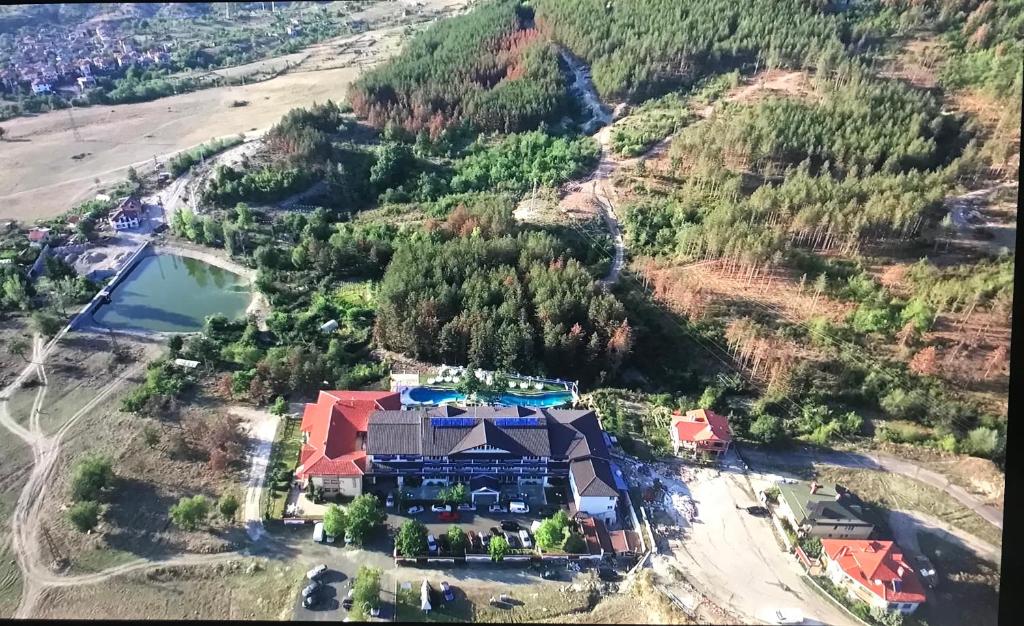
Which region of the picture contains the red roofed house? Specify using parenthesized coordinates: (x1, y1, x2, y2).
(108, 196, 143, 230)
(295, 390, 401, 498)
(669, 408, 732, 460)
(821, 539, 927, 615)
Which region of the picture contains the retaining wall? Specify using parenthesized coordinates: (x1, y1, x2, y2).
(67, 240, 151, 332)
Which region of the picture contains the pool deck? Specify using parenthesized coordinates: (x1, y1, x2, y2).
(397, 383, 578, 409)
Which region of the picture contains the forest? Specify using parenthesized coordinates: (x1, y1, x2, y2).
(348, 0, 570, 137)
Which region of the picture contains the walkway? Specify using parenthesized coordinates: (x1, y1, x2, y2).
(230, 405, 281, 542)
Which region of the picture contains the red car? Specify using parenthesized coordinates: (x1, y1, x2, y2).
(437, 511, 461, 522)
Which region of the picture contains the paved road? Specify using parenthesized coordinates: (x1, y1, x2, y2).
(741, 446, 1004, 530)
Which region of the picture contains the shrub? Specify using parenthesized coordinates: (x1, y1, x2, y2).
(959, 426, 1002, 459)
(351, 566, 382, 620)
(68, 500, 101, 532)
(70, 454, 115, 502)
(562, 532, 587, 554)
(218, 494, 240, 520)
(488, 534, 510, 561)
(345, 494, 386, 545)
(170, 495, 210, 531)
(142, 423, 161, 448)
(323, 503, 347, 538)
(447, 526, 467, 555)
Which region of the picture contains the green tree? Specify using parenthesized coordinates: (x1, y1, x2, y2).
(67, 500, 101, 532)
(488, 534, 509, 561)
(351, 565, 382, 620)
(270, 395, 288, 416)
(170, 495, 210, 531)
(439, 482, 468, 504)
(749, 413, 786, 445)
(218, 493, 240, 520)
(30, 310, 63, 337)
(562, 532, 587, 554)
(70, 454, 115, 502)
(534, 510, 570, 551)
(1, 275, 29, 310)
(447, 525, 467, 555)
(323, 503, 348, 538)
(168, 334, 184, 356)
(345, 494, 385, 545)
(395, 519, 428, 556)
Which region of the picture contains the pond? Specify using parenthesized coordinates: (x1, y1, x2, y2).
(91, 253, 251, 333)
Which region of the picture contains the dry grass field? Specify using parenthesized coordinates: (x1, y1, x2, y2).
(0, 0, 467, 222)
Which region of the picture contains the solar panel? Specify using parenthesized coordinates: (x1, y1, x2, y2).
(430, 417, 476, 428)
(493, 417, 541, 428)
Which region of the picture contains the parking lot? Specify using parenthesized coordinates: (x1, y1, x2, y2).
(386, 504, 553, 553)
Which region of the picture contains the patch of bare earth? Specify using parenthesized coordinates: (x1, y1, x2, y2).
(879, 36, 944, 90)
(867, 442, 1005, 509)
(540, 571, 695, 624)
(33, 558, 298, 620)
(721, 69, 815, 108)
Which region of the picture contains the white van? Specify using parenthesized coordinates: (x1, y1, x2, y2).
(509, 501, 529, 514)
(313, 521, 324, 543)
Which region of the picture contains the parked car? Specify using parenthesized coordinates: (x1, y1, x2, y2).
(301, 580, 322, 598)
(341, 597, 354, 611)
(303, 592, 319, 609)
(457, 503, 476, 511)
(438, 511, 460, 522)
(427, 534, 438, 553)
(597, 567, 621, 582)
(913, 554, 938, 588)
(772, 608, 804, 624)
(488, 504, 507, 513)
(306, 564, 328, 580)
(407, 505, 425, 515)
(540, 569, 561, 580)
(432, 503, 452, 513)
(467, 530, 481, 551)
(509, 501, 529, 513)
(481, 534, 492, 549)
(501, 520, 521, 532)
(386, 493, 395, 508)
(441, 581, 455, 602)
(504, 532, 521, 548)
(746, 506, 770, 517)
(518, 529, 533, 548)
(312, 522, 325, 543)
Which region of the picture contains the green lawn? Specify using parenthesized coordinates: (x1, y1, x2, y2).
(264, 417, 303, 520)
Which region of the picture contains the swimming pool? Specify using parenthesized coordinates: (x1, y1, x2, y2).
(403, 386, 574, 408)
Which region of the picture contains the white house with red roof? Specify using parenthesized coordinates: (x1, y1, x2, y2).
(295, 390, 401, 498)
(821, 539, 927, 615)
(108, 196, 143, 230)
(669, 408, 732, 460)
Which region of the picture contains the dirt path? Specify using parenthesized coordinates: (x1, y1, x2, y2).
(741, 446, 1004, 530)
(887, 509, 1001, 564)
(0, 332, 243, 618)
(228, 405, 281, 542)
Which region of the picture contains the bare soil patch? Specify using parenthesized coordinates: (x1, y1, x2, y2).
(721, 70, 815, 108)
(33, 557, 298, 620)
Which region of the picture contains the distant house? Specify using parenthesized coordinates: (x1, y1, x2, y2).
(27, 227, 52, 246)
(76, 75, 96, 90)
(295, 390, 403, 498)
(775, 481, 874, 539)
(108, 196, 143, 230)
(669, 408, 732, 460)
(821, 539, 926, 615)
(30, 80, 52, 95)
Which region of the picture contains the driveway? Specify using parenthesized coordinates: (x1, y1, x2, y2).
(740, 446, 1004, 529)
(230, 405, 281, 542)
(668, 465, 859, 626)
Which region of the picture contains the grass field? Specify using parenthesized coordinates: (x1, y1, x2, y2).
(0, 0, 467, 222)
(396, 578, 595, 623)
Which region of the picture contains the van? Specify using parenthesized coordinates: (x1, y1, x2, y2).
(509, 501, 529, 514)
(313, 521, 324, 543)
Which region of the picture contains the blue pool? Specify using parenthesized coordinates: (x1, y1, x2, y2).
(403, 386, 574, 408)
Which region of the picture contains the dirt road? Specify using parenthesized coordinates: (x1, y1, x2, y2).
(229, 405, 281, 542)
(741, 446, 1004, 530)
(0, 0, 468, 222)
(887, 509, 1001, 564)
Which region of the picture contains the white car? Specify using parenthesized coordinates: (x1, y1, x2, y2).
(488, 504, 507, 513)
(457, 503, 476, 511)
(386, 493, 395, 508)
(427, 534, 438, 553)
(518, 529, 532, 548)
(407, 505, 425, 515)
(509, 501, 529, 514)
(306, 564, 328, 580)
(773, 608, 804, 624)
(432, 504, 452, 513)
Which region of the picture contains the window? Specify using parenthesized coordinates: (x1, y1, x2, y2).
(887, 603, 899, 611)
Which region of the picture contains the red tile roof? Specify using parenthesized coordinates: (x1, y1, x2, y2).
(579, 515, 613, 555)
(295, 390, 400, 479)
(821, 539, 927, 605)
(672, 409, 731, 445)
